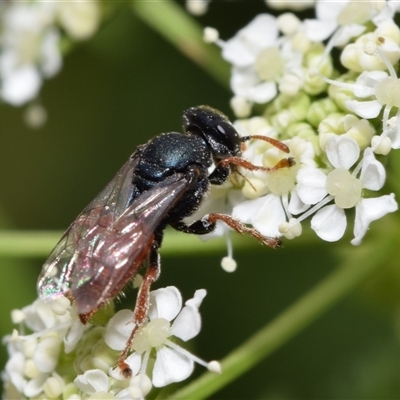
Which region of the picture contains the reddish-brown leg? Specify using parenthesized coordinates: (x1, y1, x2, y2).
(218, 156, 295, 173)
(207, 213, 281, 249)
(117, 253, 160, 378)
(241, 134, 290, 153)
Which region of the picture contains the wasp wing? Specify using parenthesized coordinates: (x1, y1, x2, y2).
(37, 155, 139, 301)
(70, 173, 189, 315)
(38, 155, 189, 315)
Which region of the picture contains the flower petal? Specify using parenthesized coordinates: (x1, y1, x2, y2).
(110, 353, 142, 381)
(304, 18, 337, 42)
(74, 369, 109, 394)
(64, 319, 85, 353)
(222, 14, 278, 67)
(288, 188, 311, 215)
(359, 148, 386, 190)
(333, 24, 366, 47)
(170, 305, 201, 342)
(345, 99, 382, 119)
(247, 81, 278, 103)
(104, 309, 134, 351)
(152, 347, 194, 387)
(387, 112, 400, 149)
(352, 194, 398, 245)
(296, 167, 328, 204)
(148, 286, 182, 322)
(311, 205, 347, 242)
(353, 70, 388, 98)
(233, 194, 285, 237)
(24, 374, 47, 398)
(0, 65, 42, 106)
(325, 136, 360, 170)
(170, 290, 206, 342)
(33, 335, 61, 373)
(185, 289, 206, 309)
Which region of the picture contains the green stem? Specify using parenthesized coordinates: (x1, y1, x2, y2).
(0, 228, 321, 259)
(165, 224, 398, 399)
(131, 0, 230, 88)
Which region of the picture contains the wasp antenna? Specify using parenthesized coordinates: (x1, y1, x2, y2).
(241, 135, 290, 154)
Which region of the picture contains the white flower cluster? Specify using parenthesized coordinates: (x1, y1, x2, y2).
(0, 1, 100, 108)
(201, 0, 400, 247)
(2, 286, 218, 399)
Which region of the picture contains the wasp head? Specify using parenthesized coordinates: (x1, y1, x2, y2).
(183, 105, 242, 161)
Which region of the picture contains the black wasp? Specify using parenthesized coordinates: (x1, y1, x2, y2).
(37, 105, 294, 376)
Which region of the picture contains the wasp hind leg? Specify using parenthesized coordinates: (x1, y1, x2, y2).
(117, 233, 162, 378)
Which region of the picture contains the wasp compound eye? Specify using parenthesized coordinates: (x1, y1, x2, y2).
(183, 105, 241, 158)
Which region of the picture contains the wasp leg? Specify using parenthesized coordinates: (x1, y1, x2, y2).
(171, 214, 281, 249)
(208, 156, 295, 185)
(170, 219, 216, 235)
(218, 156, 295, 172)
(240, 135, 290, 153)
(117, 232, 163, 378)
(207, 213, 281, 248)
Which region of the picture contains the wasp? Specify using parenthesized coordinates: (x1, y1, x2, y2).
(37, 106, 294, 377)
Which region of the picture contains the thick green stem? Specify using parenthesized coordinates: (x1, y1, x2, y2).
(0, 228, 321, 259)
(165, 223, 398, 399)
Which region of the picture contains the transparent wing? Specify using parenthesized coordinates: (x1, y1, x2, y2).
(37, 155, 139, 301)
(38, 166, 190, 315)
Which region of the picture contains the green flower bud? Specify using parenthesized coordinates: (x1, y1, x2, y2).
(306, 98, 339, 128)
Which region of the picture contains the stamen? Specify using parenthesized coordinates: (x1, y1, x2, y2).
(164, 339, 213, 369)
(297, 195, 334, 222)
(221, 230, 237, 272)
(207, 360, 222, 374)
(280, 192, 292, 220)
(203, 27, 219, 44)
(375, 45, 397, 78)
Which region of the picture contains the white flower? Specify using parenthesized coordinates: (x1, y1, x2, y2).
(318, 113, 375, 151)
(3, 286, 218, 399)
(232, 193, 286, 238)
(296, 136, 397, 243)
(0, 3, 61, 106)
(0, 1, 101, 107)
(342, 58, 400, 150)
(217, 14, 304, 109)
(229, 134, 315, 240)
(74, 369, 110, 395)
(57, 1, 101, 40)
(265, 0, 315, 12)
(340, 19, 400, 73)
(105, 286, 220, 388)
(304, 1, 387, 46)
(2, 296, 86, 398)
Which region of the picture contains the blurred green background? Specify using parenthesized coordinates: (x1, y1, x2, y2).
(2, 2, 400, 399)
